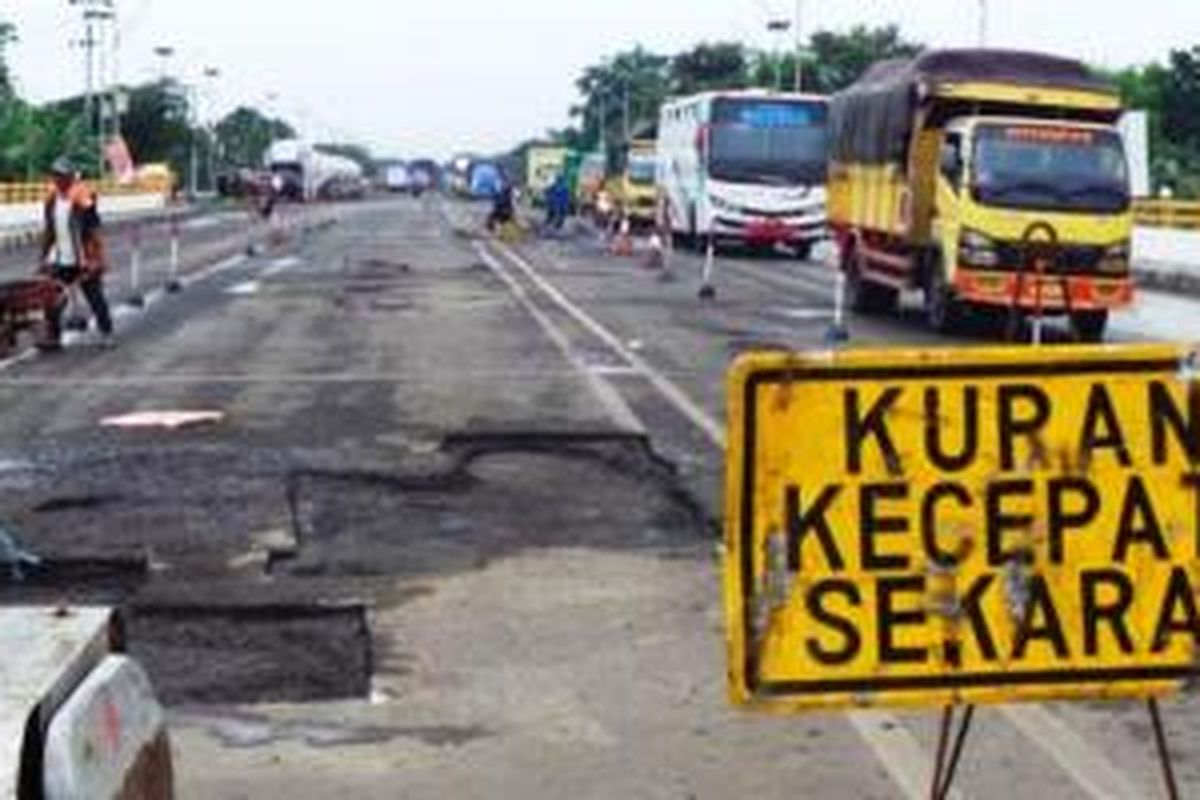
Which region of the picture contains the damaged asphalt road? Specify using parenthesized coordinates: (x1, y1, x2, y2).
(5, 196, 1196, 798)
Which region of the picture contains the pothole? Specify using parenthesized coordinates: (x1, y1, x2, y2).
(273, 431, 712, 579)
(123, 601, 372, 705)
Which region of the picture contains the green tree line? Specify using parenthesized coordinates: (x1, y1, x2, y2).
(0, 16, 376, 186)
(548, 26, 1200, 197)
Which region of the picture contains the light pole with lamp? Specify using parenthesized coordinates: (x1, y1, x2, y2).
(767, 19, 792, 91)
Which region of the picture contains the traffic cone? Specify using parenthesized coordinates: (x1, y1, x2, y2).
(611, 216, 634, 257)
(644, 232, 665, 270)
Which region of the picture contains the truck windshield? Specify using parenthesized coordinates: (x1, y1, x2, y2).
(709, 98, 828, 186)
(971, 125, 1130, 213)
(627, 156, 656, 185)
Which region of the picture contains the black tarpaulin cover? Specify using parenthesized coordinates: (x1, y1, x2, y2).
(829, 49, 1117, 165)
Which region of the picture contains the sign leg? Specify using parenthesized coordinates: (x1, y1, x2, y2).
(1147, 699, 1179, 800)
(930, 704, 975, 800)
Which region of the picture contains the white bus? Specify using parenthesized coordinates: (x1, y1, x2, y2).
(657, 90, 828, 258)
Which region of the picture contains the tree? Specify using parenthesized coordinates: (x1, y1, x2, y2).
(571, 47, 671, 158)
(803, 25, 923, 94)
(669, 42, 749, 95)
(214, 106, 295, 169)
(0, 18, 16, 103)
(118, 80, 193, 177)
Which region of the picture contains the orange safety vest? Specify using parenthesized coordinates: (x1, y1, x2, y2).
(42, 182, 105, 271)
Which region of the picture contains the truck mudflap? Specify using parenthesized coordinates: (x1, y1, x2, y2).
(42, 654, 172, 800)
(953, 268, 1134, 311)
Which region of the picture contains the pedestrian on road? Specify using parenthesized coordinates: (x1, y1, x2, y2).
(543, 173, 570, 232)
(487, 178, 516, 233)
(39, 158, 114, 350)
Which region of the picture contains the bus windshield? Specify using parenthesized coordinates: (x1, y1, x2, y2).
(709, 98, 828, 186)
(972, 125, 1130, 214)
(627, 155, 656, 185)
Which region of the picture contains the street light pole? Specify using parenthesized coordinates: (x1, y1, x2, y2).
(203, 67, 220, 192)
(978, 0, 989, 47)
(767, 19, 791, 92)
(794, 0, 804, 92)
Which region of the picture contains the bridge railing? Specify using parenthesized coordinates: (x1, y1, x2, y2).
(1134, 199, 1200, 230)
(0, 177, 172, 206)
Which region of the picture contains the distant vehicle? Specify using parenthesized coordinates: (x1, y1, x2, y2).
(264, 139, 366, 201)
(525, 145, 571, 206)
(383, 162, 412, 193)
(574, 152, 607, 212)
(407, 159, 441, 194)
(828, 49, 1135, 341)
(468, 161, 505, 199)
(657, 90, 828, 258)
(447, 155, 474, 196)
(216, 168, 272, 198)
(609, 140, 658, 227)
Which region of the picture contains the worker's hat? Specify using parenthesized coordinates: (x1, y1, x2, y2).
(50, 157, 75, 177)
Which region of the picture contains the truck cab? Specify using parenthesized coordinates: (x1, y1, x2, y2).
(828, 49, 1134, 341)
(930, 117, 1132, 338)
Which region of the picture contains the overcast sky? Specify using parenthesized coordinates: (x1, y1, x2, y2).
(3, 1, 1198, 159)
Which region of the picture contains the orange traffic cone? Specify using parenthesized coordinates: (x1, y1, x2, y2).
(611, 216, 634, 257)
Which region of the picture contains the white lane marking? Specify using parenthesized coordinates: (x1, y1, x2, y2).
(0, 252, 251, 373)
(187, 253, 249, 285)
(475, 244, 644, 434)
(488, 240, 939, 798)
(262, 256, 302, 277)
(1002, 705, 1143, 800)
(225, 280, 261, 296)
(495, 241, 724, 444)
(773, 306, 834, 321)
(0, 348, 38, 374)
(849, 710, 966, 800)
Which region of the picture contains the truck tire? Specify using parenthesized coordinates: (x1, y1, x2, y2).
(844, 246, 898, 314)
(1071, 310, 1108, 342)
(924, 257, 962, 334)
(793, 241, 814, 261)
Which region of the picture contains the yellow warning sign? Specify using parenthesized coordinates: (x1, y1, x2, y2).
(724, 345, 1200, 711)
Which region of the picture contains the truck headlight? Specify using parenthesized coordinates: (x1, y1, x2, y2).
(960, 229, 1001, 268)
(1098, 240, 1131, 274)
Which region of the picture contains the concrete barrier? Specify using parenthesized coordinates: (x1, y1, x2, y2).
(42, 654, 172, 800)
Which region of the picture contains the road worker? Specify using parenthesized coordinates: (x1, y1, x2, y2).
(39, 157, 113, 350)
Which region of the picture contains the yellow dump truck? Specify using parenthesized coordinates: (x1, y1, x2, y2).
(609, 140, 658, 227)
(828, 50, 1135, 341)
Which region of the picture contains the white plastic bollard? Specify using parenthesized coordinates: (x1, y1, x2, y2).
(126, 223, 145, 307)
(166, 214, 182, 292)
(698, 237, 716, 300)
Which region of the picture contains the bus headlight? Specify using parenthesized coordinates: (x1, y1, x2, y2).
(708, 194, 737, 213)
(1098, 240, 1131, 274)
(960, 229, 1001, 268)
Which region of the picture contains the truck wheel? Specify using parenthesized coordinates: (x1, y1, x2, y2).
(844, 248, 898, 314)
(793, 241, 814, 261)
(1071, 310, 1108, 342)
(924, 260, 962, 334)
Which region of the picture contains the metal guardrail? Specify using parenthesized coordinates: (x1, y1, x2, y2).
(0, 177, 171, 205)
(1134, 199, 1200, 230)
